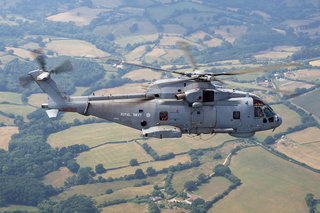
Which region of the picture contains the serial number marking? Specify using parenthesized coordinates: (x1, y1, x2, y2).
(120, 113, 142, 117)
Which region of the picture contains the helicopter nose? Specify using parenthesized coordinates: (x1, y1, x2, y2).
(275, 114, 282, 127)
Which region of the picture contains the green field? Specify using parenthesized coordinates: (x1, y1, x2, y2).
(47, 123, 141, 148)
(0, 92, 22, 104)
(53, 174, 166, 201)
(0, 104, 36, 120)
(0, 205, 39, 213)
(101, 203, 148, 213)
(76, 142, 153, 169)
(99, 154, 190, 179)
(293, 88, 320, 118)
(144, 134, 234, 155)
(210, 147, 320, 213)
(193, 177, 232, 201)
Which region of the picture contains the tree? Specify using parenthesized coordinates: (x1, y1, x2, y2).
(54, 195, 99, 213)
(134, 169, 146, 179)
(105, 189, 113, 194)
(213, 153, 222, 160)
(264, 136, 275, 145)
(76, 167, 93, 185)
(95, 164, 106, 174)
(146, 167, 157, 176)
(66, 159, 80, 173)
(130, 158, 139, 166)
(129, 23, 139, 33)
(213, 164, 231, 176)
(197, 173, 207, 184)
(148, 202, 160, 213)
(184, 180, 197, 191)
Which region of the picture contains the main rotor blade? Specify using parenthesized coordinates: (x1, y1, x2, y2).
(213, 63, 302, 77)
(222, 80, 299, 98)
(177, 41, 198, 71)
(31, 49, 46, 71)
(50, 60, 73, 74)
(108, 59, 186, 75)
(19, 75, 34, 88)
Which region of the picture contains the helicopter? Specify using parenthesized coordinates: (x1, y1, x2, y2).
(19, 45, 300, 139)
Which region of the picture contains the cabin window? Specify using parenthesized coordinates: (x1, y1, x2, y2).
(159, 111, 168, 121)
(254, 107, 264, 118)
(203, 90, 214, 102)
(233, 111, 240, 119)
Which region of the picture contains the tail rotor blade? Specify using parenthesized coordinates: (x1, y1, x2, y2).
(50, 60, 73, 74)
(19, 75, 33, 88)
(32, 49, 46, 71)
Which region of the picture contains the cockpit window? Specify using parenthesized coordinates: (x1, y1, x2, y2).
(253, 98, 265, 106)
(263, 106, 275, 118)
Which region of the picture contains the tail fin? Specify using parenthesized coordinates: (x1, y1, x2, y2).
(29, 70, 68, 117)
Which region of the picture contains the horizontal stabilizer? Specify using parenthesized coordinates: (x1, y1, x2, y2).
(46, 109, 59, 118)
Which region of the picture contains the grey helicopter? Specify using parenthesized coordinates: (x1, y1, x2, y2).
(19, 44, 299, 139)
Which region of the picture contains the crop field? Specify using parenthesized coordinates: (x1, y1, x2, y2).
(162, 24, 186, 34)
(47, 7, 108, 26)
(255, 104, 302, 141)
(47, 123, 141, 148)
(101, 203, 148, 213)
(60, 113, 95, 123)
(0, 114, 14, 126)
(293, 88, 320, 118)
(5, 47, 33, 60)
(286, 69, 320, 83)
(123, 69, 162, 81)
(28, 93, 47, 107)
(99, 154, 191, 179)
(94, 19, 157, 38)
(76, 142, 153, 169)
(43, 167, 73, 187)
(125, 46, 147, 61)
(193, 177, 232, 201)
(144, 48, 167, 63)
(46, 39, 110, 57)
(0, 205, 39, 213)
(212, 25, 248, 43)
(54, 174, 166, 201)
(0, 126, 18, 151)
(0, 92, 22, 105)
(144, 134, 234, 155)
(0, 104, 35, 120)
(0, 54, 16, 65)
(277, 80, 315, 91)
(94, 83, 149, 95)
(115, 34, 158, 47)
(95, 185, 153, 205)
(210, 147, 320, 213)
(275, 127, 320, 169)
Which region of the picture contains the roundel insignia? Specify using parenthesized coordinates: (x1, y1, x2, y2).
(146, 113, 151, 118)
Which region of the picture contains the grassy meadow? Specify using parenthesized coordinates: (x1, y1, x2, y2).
(210, 147, 320, 213)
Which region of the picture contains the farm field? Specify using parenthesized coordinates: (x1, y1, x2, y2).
(53, 174, 166, 201)
(101, 203, 148, 213)
(275, 127, 320, 169)
(0, 126, 18, 151)
(94, 185, 153, 205)
(76, 141, 153, 169)
(46, 39, 110, 57)
(98, 154, 191, 179)
(0, 92, 22, 105)
(43, 167, 74, 187)
(47, 123, 141, 148)
(28, 93, 47, 107)
(0, 205, 39, 213)
(293, 88, 320, 118)
(210, 147, 320, 213)
(0, 104, 35, 120)
(122, 69, 162, 81)
(144, 134, 235, 155)
(193, 177, 232, 201)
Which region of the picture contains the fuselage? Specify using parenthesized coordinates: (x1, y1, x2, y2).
(80, 78, 282, 138)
